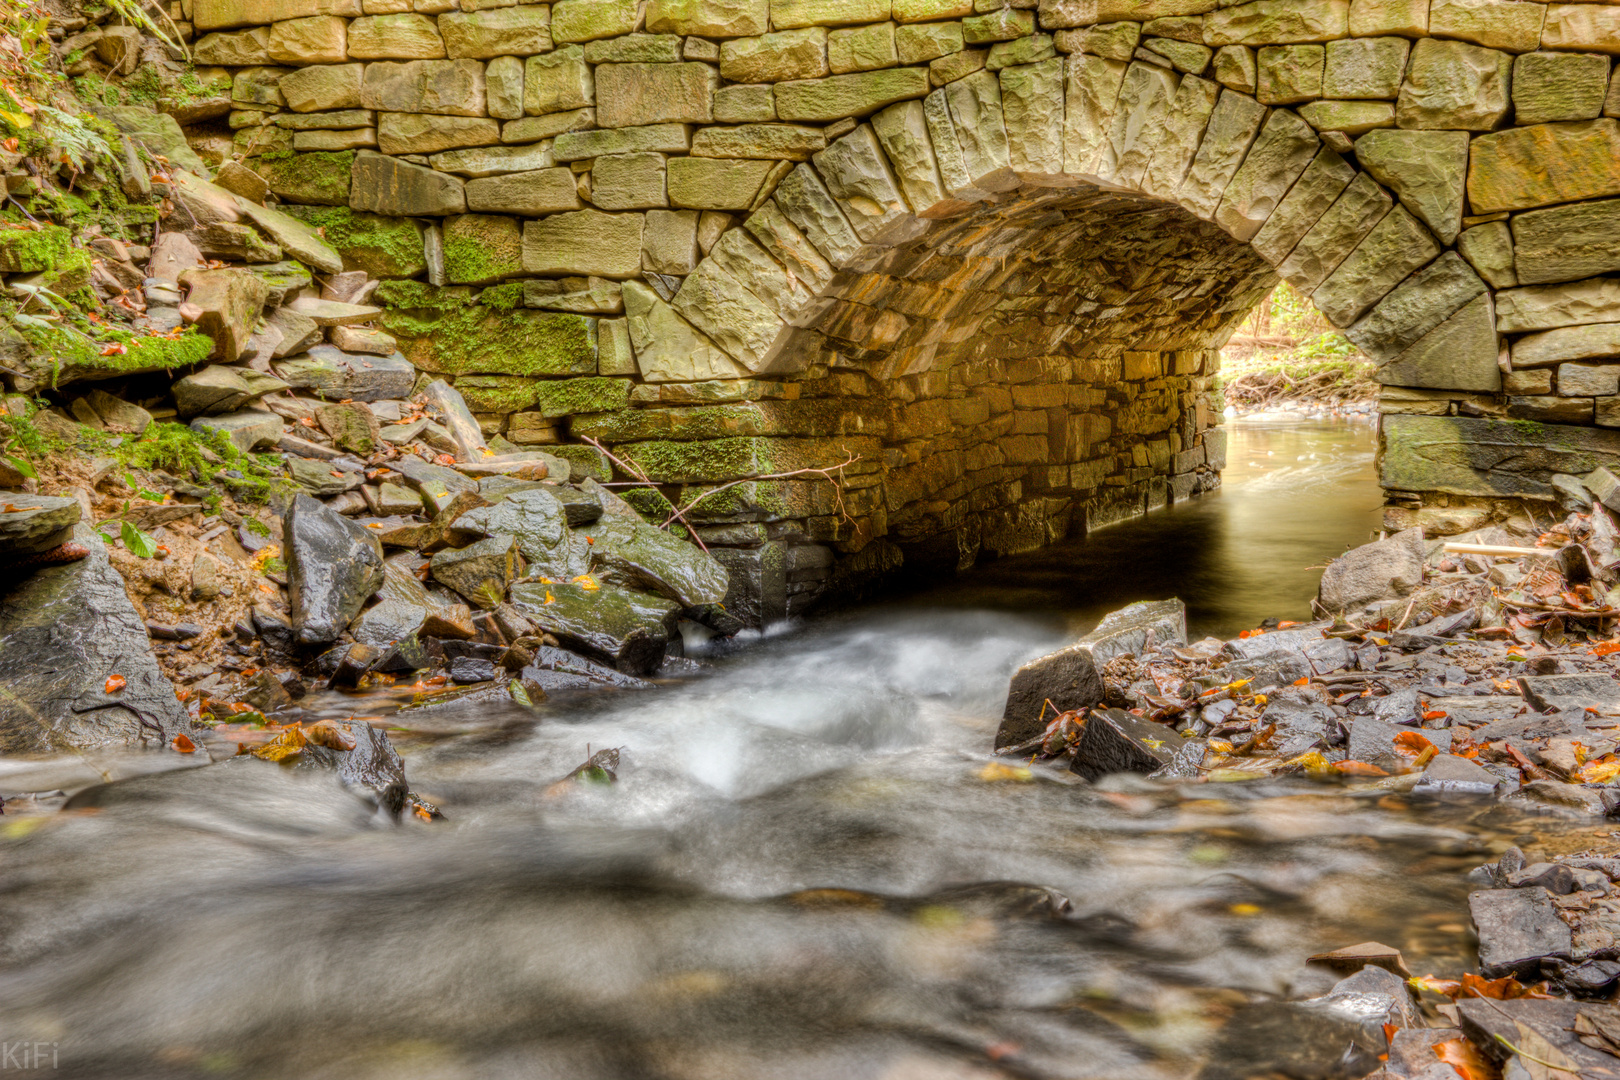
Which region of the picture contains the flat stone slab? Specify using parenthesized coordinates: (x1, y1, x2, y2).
(1070, 708, 1179, 782)
(0, 493, 81, 556)
(1468, 886, 1573, 978)
(274, 346, 415, 402)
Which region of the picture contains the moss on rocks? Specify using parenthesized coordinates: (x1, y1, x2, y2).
(453, 375, 538, 413)
(531, 377, 631, 418)
(21, 321, 213, 388)
(0, 225, 72, 273)
(251, 151, 354, 207)
(376, 284, 599, 377)
(443, 214, 523, 285)
(282, 205, 427, 278)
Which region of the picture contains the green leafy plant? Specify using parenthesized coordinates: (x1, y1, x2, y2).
(97, 500, 158, 558)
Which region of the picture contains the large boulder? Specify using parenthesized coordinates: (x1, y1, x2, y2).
(587, 518, 730, 608)
(996, 599, 1186, 750)
(510, 580, 678, 674)
(290, 718, 409, 815)
(1316, 527, 1425, 615)
(0, 526, 194, 753)
(284, 494, 385, 647)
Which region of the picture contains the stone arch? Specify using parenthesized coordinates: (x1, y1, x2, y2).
(187, 0, 1620, 616)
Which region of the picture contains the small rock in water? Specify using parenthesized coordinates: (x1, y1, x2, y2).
(1070, 709, 1179, 782)
(450, 656, 498, 684)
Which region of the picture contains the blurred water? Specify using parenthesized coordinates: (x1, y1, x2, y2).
(0, 419, 1534, 1080)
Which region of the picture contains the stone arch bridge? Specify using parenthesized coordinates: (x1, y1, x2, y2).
(187, 0, 1620, 619)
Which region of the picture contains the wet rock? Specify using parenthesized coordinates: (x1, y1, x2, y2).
(374, 633, 430, 673)
(350, 598, 427, 647)
(1329, 964, 1419, 1028)
(0, 493, 80, 555)
(587, 517, 730, 608)
(1070, 709, 1179, 782)
(450, 656, 498, 683)
(1512, 778, 1608, 815)
(289, 456, 365, 496)
(0, 526, 194, 753)
(454, 488, 569, 570)
(289, 719, 409, 815)
(430, 534, 519, 609)
(1414, 753, 1499, 796)
(378, 489, 488, 551)
(274, 346, 416, 402)
(1195, 992, 1390, 1080)
(1347, 716, 1403, 769)
(1316, 528, 1425, 614)
(510, 581, 678, 675)
(1469, 886, 1574, 978)
(1147, 737, 1209, 780)
(329, 642, 381, 688)
(523, 645, 654, 691)
(1457, 998, 1620, 1075)
(1086, 598, 1189, 663)
(241, 669, 294, 713)
(998, 644, 1104, 750)
(285, 494, 386, 648)
(1519, 673, 1620, 714)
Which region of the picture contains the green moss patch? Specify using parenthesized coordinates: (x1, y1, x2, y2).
(532, 377, 631, 418)
(251, 151, 354, 207)
(0, 226, 72, 274)
(453, 375, 538, 413)
(282, 205, 426, 278)
(377, 290, 599, 378)
(443, 214, 522, 285)
(19, 320, 213, 388)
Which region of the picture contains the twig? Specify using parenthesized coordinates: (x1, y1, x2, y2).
(578, 435, 710, 554)
(659, 454, 859, 528)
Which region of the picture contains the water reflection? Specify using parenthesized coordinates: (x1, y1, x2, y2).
(0, 419, 1526, 1080)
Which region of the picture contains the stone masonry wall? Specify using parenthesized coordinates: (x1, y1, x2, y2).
(170, 0, 1620, 616)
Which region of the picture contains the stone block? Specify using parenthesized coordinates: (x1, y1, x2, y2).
(745, 199, 834, 292)
(1559, 362, 1620, 397)
(1347, 0, 1428, 36)
(1140, 73, 1221, 200)
(524, 46, 594, 115)
(430, 142, 555, 176)
(714, 84, 777, 122)
(707, 227, 812, 316)
(350, 149, 467, 215)
(942, 69, 1013, 189)
(775, 68, 931, 122)
(1429, 0, 1546, 53)
(623, 280, 748, 381)
(550, 0, 637, 42)
(771, 0, 888, 28)
(1212, 43, 1256, 93)
(1543, 3, 1620, 55)
(293, 128, 376, 151)
(1497, 278, 1620, 333)
(1513, 196, 1620, 285)
(1456, 220, 1516, 289)
(1140, 37, 1211, 76)
(962, 7, 1033, 44)
(829, 21, 898, 74)
(1396, 38, 1512, 130)
(1213, 107, 1319, 242)
(522, 275, 624, 314)
(1257, 44, 1323, 104)
(361, 58, 486, 115)
(894, 0, 971, 21)
(552, 123, 692, 160)
(1355, 127, 1468, 244)
(1377, 292, 1501, 391)
(266, 14, 346, 64)
(593, 152, 669, 208)
(1513, 51, 1611, 125)
(644, 0, 768, 37)
(897, 21, 963, 65)
(1505, 367, 1553, 394)
(1107, 61, 1179, 188)
(1205, 0, 1350, 46)
(1346, 250, 1486, 361)
(672, 258, 787, 370)
(987, 33, 1058, 72)
(465, 167, 583, 215)
(691, 123, 825, 160)
(1062, 53, 1128, 177)
(377, 112, 500, 154)
(195, 27, 271, 65)
(1322, 35, 1408, 99)
(595, 62, 717, 127)
(503, 109, 596, 144)
(811, 123, 911, 241)
(1467, 119, 1620, 215)
(346, 13, 445, 57)
(1514, 322, 1620, 367)
(1314, 205, 1441, 327)
(522, 209, 645, 278)
(720, 27, 828, 83)
(641, 208, 700, 274)
(584, 33, 684, 63)
(255, 149, 355, 204)
(1382, 413, 1620, 500)
(1177, 88, 1267, 219)
(1298, 99, 1395, 135)
(668, 156, 774, 209)
(929, 48, 988, 86)
(999, 58, 1065, 176)
(1277, 170, 1392, 290)
(772, 163, 861, 267)
(439, 4, 553, 57)
(194, 0, 359, 30)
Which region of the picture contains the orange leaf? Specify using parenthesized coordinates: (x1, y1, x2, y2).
(99, 343, 127, 356)
(1460, 973, 1556, 1000)
(104, 674, 126, 694)
(1433, 1036, 1499, 1080)
(1394, 731, 1437, 755)
(1333, 760, 1390, 777)
(1410, 975, 1462, 997)
(1422, 709, 1448, 721)
(1293, 677, 1310, 686)
(172, 733, 197, 753)
(1591, 641, 1620, 657)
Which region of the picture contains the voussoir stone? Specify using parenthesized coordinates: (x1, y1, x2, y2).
(1346, 251, 1487, 362)
(1355, 128, 1469, 245)
(1313, 204, 1441, 327)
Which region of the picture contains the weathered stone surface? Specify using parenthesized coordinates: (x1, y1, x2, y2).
(1177, 89, 1268, 219)
(897, 20, 963, 65)
(707, 227, 812, 317)
(1314, 206, 1442, 327)
(1468, 120, 1620, 215)
(360, 58, 486, 115)
(1470, 888, 1573, 978)
(1382, 414, 1620, 500)
(552, 122, 690, 160)
(1140, 73, 1221, 200)
(1355, 128, 1468, 245)
(286, 493, 386, 647)
(1257, 44, 1323, 105)
(642, 208, 699, 273)
(523, 46, 593, 115)
(667, 156, 774, 209)
(775, 68, 930, 122)
(279, 62, 363, 112)
(1298, 99, 1394, 135)
(1347, 252, 1487, 362)
(267, 15, 347, 64)
(431, 534, 518, 608)
(483, 54, 524, 119)
(713, 84, 777, 122)
(588, 517, 729, 606)
(442, 213, 523, 283)
(1430, 0, 1546, 52)
(1456, 221, 1517, 289)
(1278, 174, 1390, 291)
(596, 62, 716, 128)
(349, 149, 467, 217)
(942, 69, 1013, 192)
(1348, 0, 1428, 35)
(440, 5, 553, 58)
(1141, 37, 1211, 77)
(1211, 43, 1256, 93)
(511, 581, 678, 674)
(623, 279, 746, 381)
(1514, 51, 1611, 126)
(589, 152, 667, 209)
(378, 112, 501, 155)
(1544, 3, 1620, 55)
(692, 123, 826, 161)
(1104, 60, 1179, 188)
(1204, 0, 1350, 46)
(275, 345, 417, 400)
(744, 199, 833, 292)
(1378, 293, 1502, 391)
(550, 0, 636, 42)
(772, 163, 861, 267)
(811, 124, 909, 241)
(430, 142, 554, 177)
(644, 0, 768, 37)
(1061, 54, 1126, 177)
(1250, 146, 1355, 266)
(829, 21, 898, 75)
(181, 268, 269, 361)
(1071, 708, 1178, 781)
(0, 527, 194, 753)
(465, 167, 582, 214)
(1514, 322, 1620, 367)
(1498, 278, 1620, 333)
(195, 26, 272, 65)
(1513, 198, 1620, 286)
(1321, 35, 1407, 99)
(999, 58, 1064, 177)
(1213, 108, 1318, 242)
(173, 364, 289, 416)
(720, 28, 830, 85)
(1396, 38, 1512, 131)
(871, 99, 946, 212)
(672, 259, 786, 370)
(520, 208, 644, 278)
(1318, 527, 1424, 613)
(583, 33, 683, 63)
(346, 13, 445, 58)
(523, 275, 625, 313)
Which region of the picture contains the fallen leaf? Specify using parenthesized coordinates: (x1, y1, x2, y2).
(977, 762, 1032, 782)
(1333, 760, 1390, 777)
(1433, 1036, 1499, 1080)
(248, 726, 307, 763)
(303, 719, 356, 751)
(1395, 730, 1438, 755)
(104, 674, 126, 694)
(172, 733, 197, 753)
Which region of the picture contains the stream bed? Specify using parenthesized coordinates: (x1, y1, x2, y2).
(0, 418, 1591, 1080)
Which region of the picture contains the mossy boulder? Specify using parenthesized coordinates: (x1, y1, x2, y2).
(443, 213, 523, 285)
(250, 150, 354, 206)
(282, 205, 427, 278)
(0, 225, 72, 273)
(453, 374, 537, 413)
(19, 323, 214, 389)
(373, 281, 599, 377)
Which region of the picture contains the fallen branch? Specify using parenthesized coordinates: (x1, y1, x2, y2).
(578, 435, 712, 554)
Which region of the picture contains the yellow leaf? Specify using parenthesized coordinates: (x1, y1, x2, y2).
(977, 762, 1032, 783)
(1579, 759, 1620, 784)
(249, 726, 307, 762)
(572, 574, 599, 591)
(0, 111, 32, 129)
(1229, 903, 1262, 916)
(1286, 750, 1331, 773)
(1253, 694, 1268, 706)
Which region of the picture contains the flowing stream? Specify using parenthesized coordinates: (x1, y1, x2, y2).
(0, 418, 1578, 1080)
